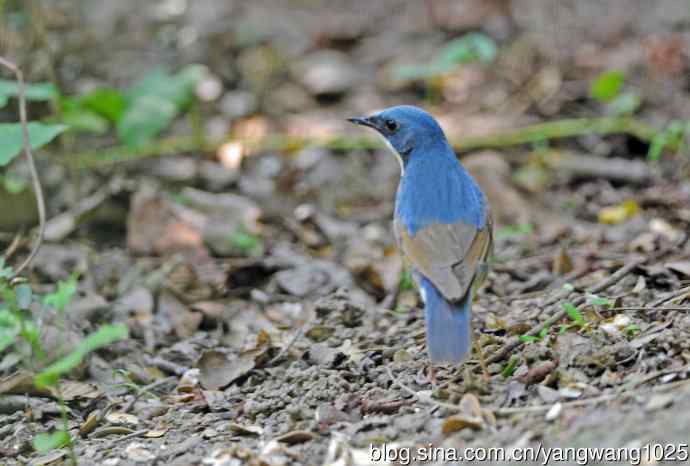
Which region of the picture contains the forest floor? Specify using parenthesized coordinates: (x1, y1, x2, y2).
(2, 1, 690, 465)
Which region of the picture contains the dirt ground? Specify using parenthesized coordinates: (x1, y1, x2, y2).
(1, 1, 690, 465)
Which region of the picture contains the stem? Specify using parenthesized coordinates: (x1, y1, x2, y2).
(0, 57, 46, 277)
(54, 382, 78, 466)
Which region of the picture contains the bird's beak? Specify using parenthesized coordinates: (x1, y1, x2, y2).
(347, 116, 378, 130)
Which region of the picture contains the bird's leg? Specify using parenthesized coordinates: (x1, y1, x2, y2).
(428, 365, 438, 386)
(474, 337, 490, 382)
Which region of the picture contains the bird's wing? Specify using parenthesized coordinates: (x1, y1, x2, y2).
(395, 210, 493, 302)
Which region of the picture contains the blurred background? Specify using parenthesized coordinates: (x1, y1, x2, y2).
(1, 1, 690, 463)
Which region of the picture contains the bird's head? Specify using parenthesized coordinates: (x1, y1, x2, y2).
(348, 105, 450, 169)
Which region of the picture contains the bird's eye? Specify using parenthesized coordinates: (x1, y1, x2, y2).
(384, 119, 399, 132)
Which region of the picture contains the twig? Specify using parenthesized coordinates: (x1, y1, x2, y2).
(608, 307, 690, 312)
(650, 285, 690, 307)
(122, 376, 175, 413)
(268, 323, 306, 365)
(495, 367, 690, 416)
(388, 365, 690, 417)
(0, 56, 46, 277)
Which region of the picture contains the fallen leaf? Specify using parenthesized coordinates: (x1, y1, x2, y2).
(666, 261, 690, 277)
(144, 429, 168, 438)
(229, 423, 263, 436)
(598, 200, 640, 225)
(441, 415, 484, 434)
(105, 412, 140, 427)
(545, 402, 562, 421)
(197, 350, 255, 390)
(274, 430, 316, 444)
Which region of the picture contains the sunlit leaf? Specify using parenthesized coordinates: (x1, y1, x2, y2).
(598, 200, 640, 225)
(590, 70, 625, 102)
(0, 123, 67, 166)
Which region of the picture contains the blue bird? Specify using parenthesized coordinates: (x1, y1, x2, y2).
(348, 105, 493, 371)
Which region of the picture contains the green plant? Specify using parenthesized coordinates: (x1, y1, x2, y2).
(520, 325, 550, 343)
(501, 354, 520, 378)
(228, 226, 264, 256)
(590, 70, 641, 117)
(495, 223, 534, 240)
(399, 268, 414, 291)
(394, 33, 497, 81)
(0, 267, 128, 458)
(3, 65, 207, 153)
(557, 301, 588, 335)
(648, 120, 689, 162)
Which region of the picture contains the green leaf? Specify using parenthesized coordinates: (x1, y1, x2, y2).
(0, 122, 67, 166)
(35, 323, 128, 388)
(79, 88, 127, 122)
(399, 269, 413, 291)
(590, 70, 625, 102)
(586, 294, 610, 306)
(228, 227, 263, 255)
(501, 355, 519, 378)
(0, 79, 58, 108)
(538, 325, 550, 339)
(437, 33, 497, 68)
(520, 335, 539, 343)
(33, 430, 71, 452)
(495, 223, 534, 240)
(43, 275, 78, 312)
(117, 65, 206, 147)
(60, 97, 109, 134)
(126, 65, 206, 109)
(0, 310, 20, 352)
(117, 95, 177, 148)
(563, 302, 585, 326)
(393, 33, 496, 81)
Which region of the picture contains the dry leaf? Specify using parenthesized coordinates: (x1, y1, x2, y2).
(598, 200, 639, 225)
(441, 415, 484, 434)
(197, 350, 255, 390)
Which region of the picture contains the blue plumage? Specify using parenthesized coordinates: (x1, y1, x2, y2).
(419, 275, 473, 363)
(348, 105, 493, 366)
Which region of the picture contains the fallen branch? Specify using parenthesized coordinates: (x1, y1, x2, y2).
(60, 116, 665, 169)
(0, 56, 46, 276)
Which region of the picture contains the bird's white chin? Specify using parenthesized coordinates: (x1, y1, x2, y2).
(379, 136, 405, 174)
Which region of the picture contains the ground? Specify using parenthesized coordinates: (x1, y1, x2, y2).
(1, 1, 690, 465)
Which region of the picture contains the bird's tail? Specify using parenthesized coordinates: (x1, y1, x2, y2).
(420, 278, 472, 364)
